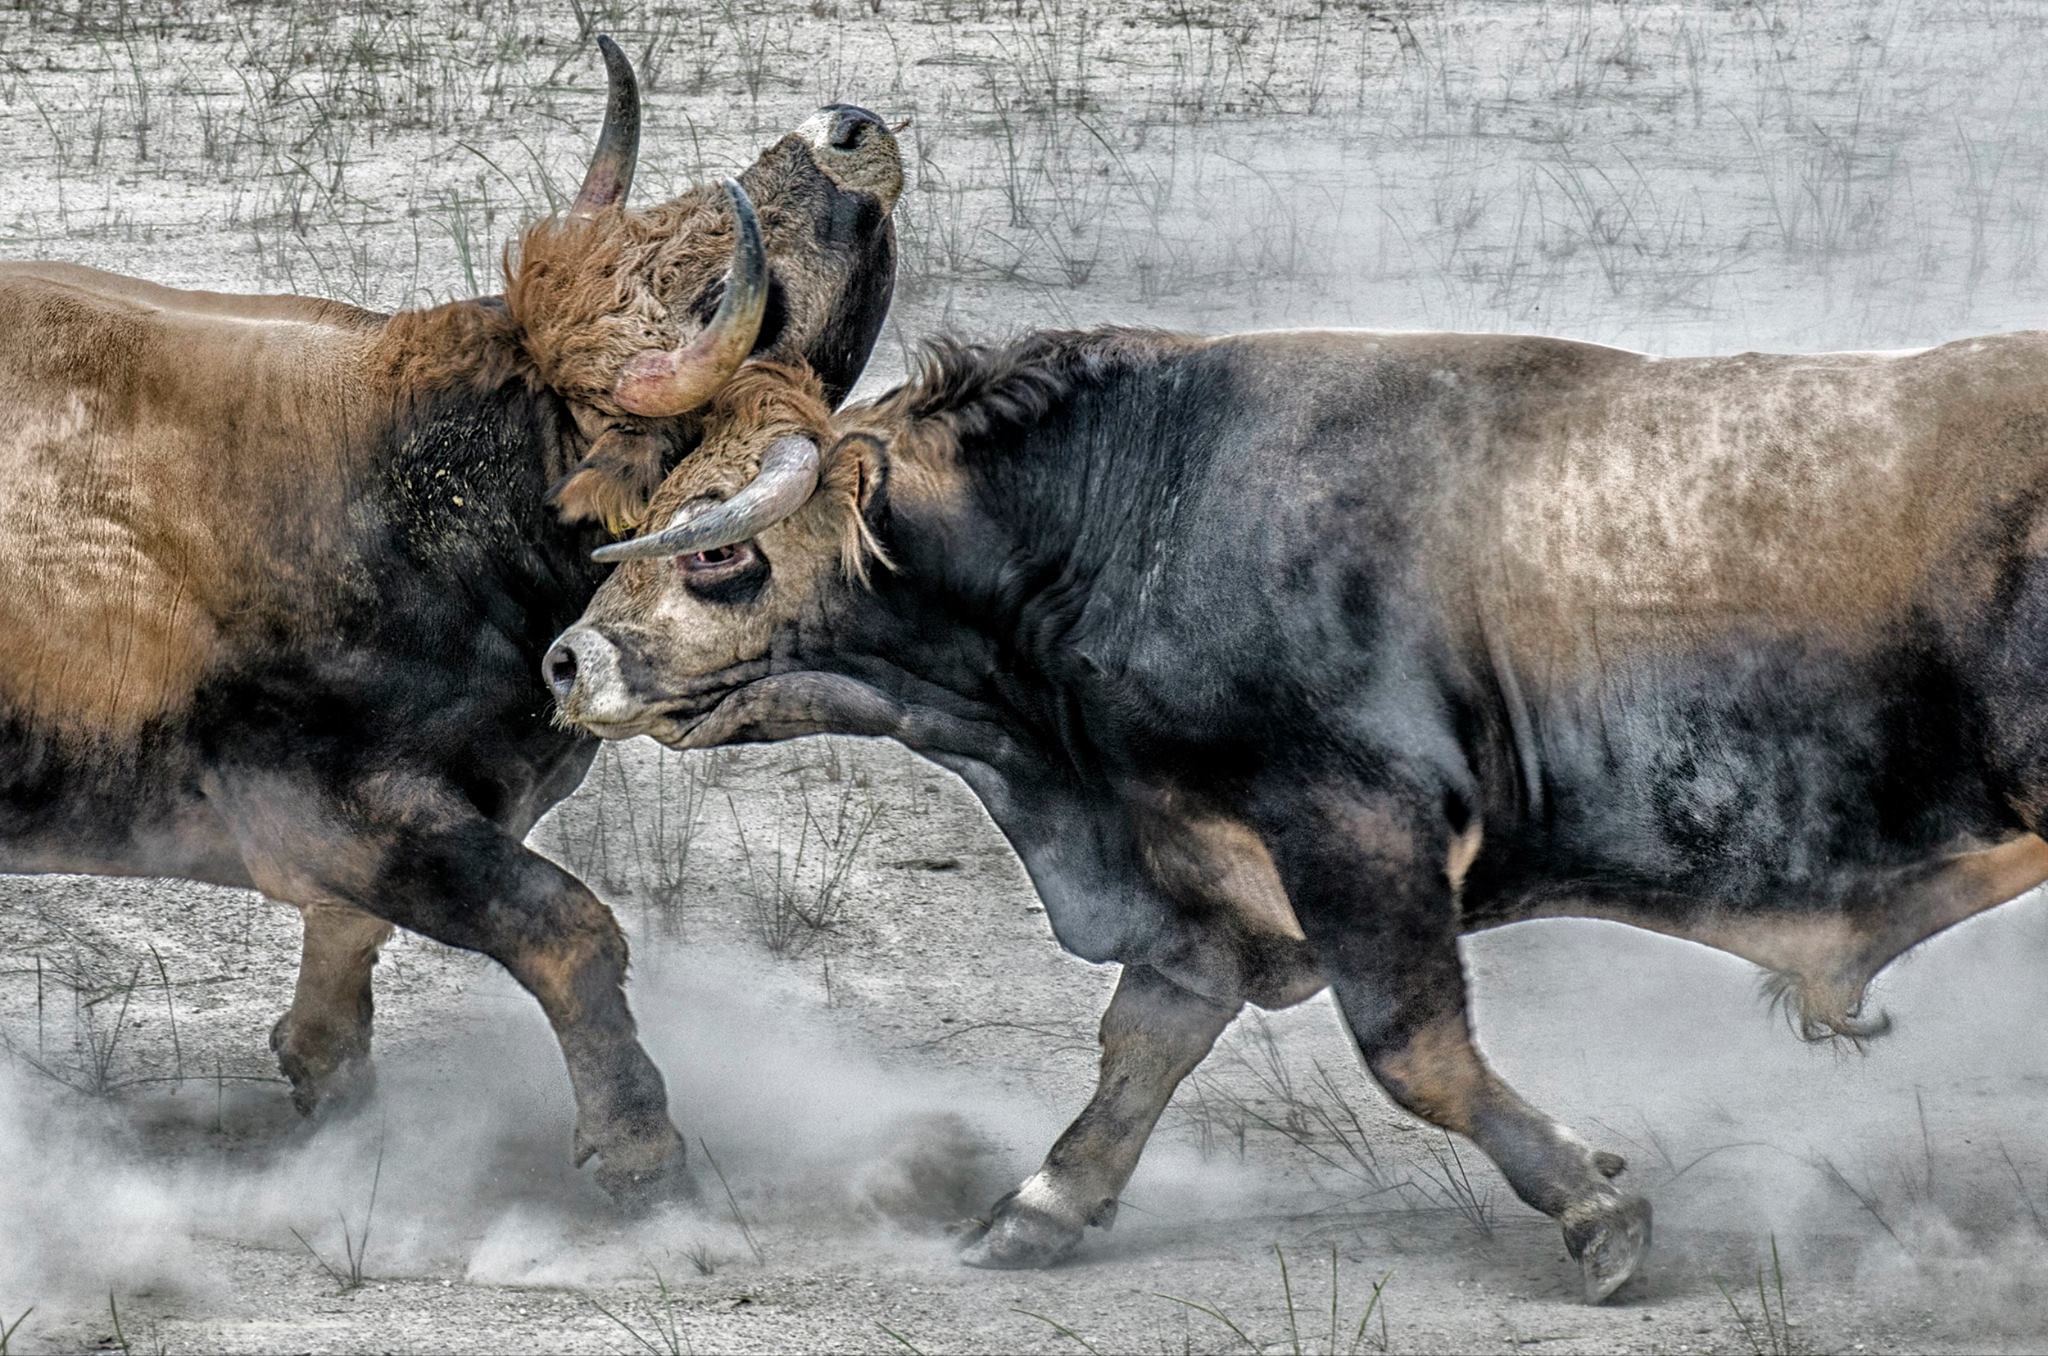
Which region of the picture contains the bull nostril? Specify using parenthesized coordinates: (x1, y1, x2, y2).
(544, 643, 580, 701)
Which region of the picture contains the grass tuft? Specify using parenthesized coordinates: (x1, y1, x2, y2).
(1718, 1235, 1801, 1356)
(592, 1270, 691, 1356)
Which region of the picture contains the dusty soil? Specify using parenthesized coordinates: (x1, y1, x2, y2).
(6, 0, 2048, 1352)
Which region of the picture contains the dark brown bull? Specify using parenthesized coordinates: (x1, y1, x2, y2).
(548, 325, 2048, 1294)
(0, 39, 901, 1203)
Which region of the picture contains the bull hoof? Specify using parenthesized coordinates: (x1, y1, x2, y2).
(956, 1191, 1084, 1270)
(1564, 1194, 1652, 1303)
(270, 1013, 375, 1118)
(591, 1133, 702, 1214)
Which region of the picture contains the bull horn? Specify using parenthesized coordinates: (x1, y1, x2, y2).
(592, 436, 821, 563)
(568, 35, 640, 220)
(612, 178, 770, 418)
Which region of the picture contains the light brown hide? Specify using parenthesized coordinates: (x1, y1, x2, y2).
(1135, 797, 1306, 944)
(272, 903, 394, 1112)
(1448, 333, 2048, 661)
(0, 263, 394, 735)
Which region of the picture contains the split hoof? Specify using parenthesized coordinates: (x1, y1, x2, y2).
(1564, 1194, 1652, 1303)
(592, 1133, 702, 1214)
(956, 1192, 1084, 1270)
(270, 1014, 375, 1118)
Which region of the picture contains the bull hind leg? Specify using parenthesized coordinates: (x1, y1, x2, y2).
(960, 963, 1239, 1269)
(271, 902, 394, 1115)
(1260, 782, 1649, 1303)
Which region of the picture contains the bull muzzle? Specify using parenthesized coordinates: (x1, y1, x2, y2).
(545, 626, 639, 731)
(799, 104, 890, 153)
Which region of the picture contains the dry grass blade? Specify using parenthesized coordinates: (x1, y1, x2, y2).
(698, 1137, 764, 1265)
(1152, 1291, 1257, 1350)
(1997, 1139, 2047, 1235)
(1190, 1018, 1402, 1196)
(1717, 1236, 1797, 1356)
(591, 1270, 691, 1356)
(875, 1322, 926, 1354)
(1276, 1242, 1302, 1356)
(288, 1134, 385, 1293)
(1348, 1268, 1393, 1356)
(1810, 1152, 1904, 1248)
(1416, 1131, 1495, 1236)
(1012, 1307, 1103, 1354)
(729, 782, 881, 959)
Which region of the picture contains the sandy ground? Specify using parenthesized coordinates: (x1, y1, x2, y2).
(7, 0, 2048, 1351)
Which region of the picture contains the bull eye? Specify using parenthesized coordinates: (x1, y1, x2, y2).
(678, 539, 770, 606)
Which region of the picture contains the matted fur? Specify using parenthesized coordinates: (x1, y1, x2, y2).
(504, 120, 902, 530)
(372, 298, 535, 408)
(866, 328, 1184, 448)
(505, 193, 739, 414)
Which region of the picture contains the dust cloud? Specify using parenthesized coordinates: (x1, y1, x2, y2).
(1462, 903, 2048, 1330)
(0, 940, 1043, 1302)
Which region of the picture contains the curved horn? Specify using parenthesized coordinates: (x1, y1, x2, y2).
(568, 35, 640, 220)
(611, 178, 770, 418)
(592, 436, 821, 563)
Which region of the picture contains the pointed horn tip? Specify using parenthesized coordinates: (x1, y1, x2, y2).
(593, 33, 635, 89)
(568, 32, 640, 221)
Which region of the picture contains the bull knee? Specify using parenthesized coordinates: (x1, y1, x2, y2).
(498, 889, 632, 1020)
(1364, 1014, 1490, 1134)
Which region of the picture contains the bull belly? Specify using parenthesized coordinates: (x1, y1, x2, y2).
(0, 723, 242, 884)
(1463, 831, 2048, 1039)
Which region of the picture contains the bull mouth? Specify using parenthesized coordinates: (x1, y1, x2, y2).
(642, 688, 741, 747)
(571, 670, 883, 752)
(555, 652, 767, 745)
(565, 681, 744, 746)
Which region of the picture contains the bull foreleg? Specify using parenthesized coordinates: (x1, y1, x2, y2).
(222, 778, 691, 1208)
(271, 902, 394, 1115)
(1261, 783, 1650, 1303)
(960, 963, 1239, 1268)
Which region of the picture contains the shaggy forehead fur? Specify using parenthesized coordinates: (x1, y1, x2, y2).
(505, 187, 739, 413)
(631, 360, 882, 585)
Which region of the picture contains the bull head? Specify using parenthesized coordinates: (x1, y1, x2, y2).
(543, 362, 881, 744)
(506, 38, 903, 533)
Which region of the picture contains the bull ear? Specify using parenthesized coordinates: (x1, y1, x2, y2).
(551, 426, 670, 535)
(833, 431, 889, 516)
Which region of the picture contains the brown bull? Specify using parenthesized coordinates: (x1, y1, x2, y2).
(0, 38, 902, 1203)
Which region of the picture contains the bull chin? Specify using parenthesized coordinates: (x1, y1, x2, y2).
(661, 672, 903, 750)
